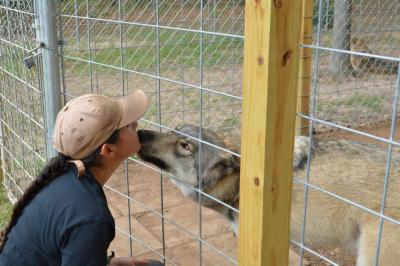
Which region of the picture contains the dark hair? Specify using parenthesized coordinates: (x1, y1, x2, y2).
(0, 130, 120, 252)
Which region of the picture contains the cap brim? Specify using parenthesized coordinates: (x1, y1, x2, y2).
(118, 89, 148, 128)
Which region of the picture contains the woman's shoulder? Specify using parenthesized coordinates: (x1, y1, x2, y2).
(36, 168, 113, 223)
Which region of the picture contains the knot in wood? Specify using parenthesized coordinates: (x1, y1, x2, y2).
(274, 0, 282, 8)
(257, 55, 264, 65)
(254, 177, 260, 186)
(282, 50, 292, 66)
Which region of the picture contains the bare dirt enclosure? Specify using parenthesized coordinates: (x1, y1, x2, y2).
(106, 162, 237, 265)
(106, 160, 305, 266)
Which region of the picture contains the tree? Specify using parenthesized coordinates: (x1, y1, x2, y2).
(329, 0, 353, 74)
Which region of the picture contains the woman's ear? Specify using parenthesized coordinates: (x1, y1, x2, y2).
(99, 143, 116, 159)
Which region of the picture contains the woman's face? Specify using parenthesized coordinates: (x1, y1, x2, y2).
(115, 121, 141, 158)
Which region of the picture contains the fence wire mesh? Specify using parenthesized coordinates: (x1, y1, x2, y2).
(293, 0, 400, 265)
(0, 0, 399, 265)
(311, 0, 400, 132)
(57, 0, 244, 264)
(0, 0, 46, 204)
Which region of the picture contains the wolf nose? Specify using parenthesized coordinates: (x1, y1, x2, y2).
(138, 129, 156, 143)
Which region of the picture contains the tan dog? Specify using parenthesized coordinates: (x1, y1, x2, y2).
(138, 124, 400, 265)
(350, 37, 398, 77)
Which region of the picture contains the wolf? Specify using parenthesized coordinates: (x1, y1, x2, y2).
(350, 37, 399, 77)
(137, 124, 400, 265)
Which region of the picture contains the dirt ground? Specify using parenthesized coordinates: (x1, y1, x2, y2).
(105, 161, 238, 265)
(105, 161, 309, 266)
(104, 122, 399, 266)
(316, 119, 400, 146)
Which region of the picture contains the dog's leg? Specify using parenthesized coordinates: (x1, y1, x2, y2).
(356, 220, 377, 266)
(357, 220, 399, 266)
(371, 222, 399, 266)
(230, 220, 238, 236)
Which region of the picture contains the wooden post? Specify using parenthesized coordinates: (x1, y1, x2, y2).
(238, 0, 303, 265)
(296, 0, 313, 136)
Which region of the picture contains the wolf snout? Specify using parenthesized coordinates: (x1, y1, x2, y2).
(137, 129, 156, 144)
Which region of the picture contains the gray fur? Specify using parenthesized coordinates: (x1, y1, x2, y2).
(138, 124, 400, 265)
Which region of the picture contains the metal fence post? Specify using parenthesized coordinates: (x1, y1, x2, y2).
(37, 0, 62, 160)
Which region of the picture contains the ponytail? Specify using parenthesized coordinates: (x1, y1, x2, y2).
(0, 129, 120, 252)
(0, 154, 69, 252)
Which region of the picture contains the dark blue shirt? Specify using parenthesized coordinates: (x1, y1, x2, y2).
(0, 168, 115, 265)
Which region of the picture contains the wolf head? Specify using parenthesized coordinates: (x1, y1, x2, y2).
(137, 124, 240, 198)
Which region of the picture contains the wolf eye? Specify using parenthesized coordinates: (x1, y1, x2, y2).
(181, 142, 191, 151)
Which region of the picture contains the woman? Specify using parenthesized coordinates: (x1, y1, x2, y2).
(0, 90, 163, 266)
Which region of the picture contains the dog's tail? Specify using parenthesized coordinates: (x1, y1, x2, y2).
(293, 136, 313, 170)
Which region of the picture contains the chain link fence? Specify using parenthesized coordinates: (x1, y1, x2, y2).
(1, 0, 399, 265)
(312, 0, 400, 132)
(0, 0, 46, 203)
(294, 0, 400, 265)
(58, 0, 244, 132)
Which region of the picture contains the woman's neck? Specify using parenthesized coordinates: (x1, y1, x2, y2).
(89, 160, 121, 186)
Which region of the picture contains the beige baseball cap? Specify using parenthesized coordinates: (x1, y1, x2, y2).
(53, 90, 148, 160)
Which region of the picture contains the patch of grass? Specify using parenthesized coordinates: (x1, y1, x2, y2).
(63, 30, 243, 75)
(343, 93, 385, 112)
(222, 116, 240, 127)
(317, 93, 386, 114)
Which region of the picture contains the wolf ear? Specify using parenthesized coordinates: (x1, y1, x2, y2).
(202, 155, 240, 188)
(218, 156, 240, 173)
(202, 155, 240, 186)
